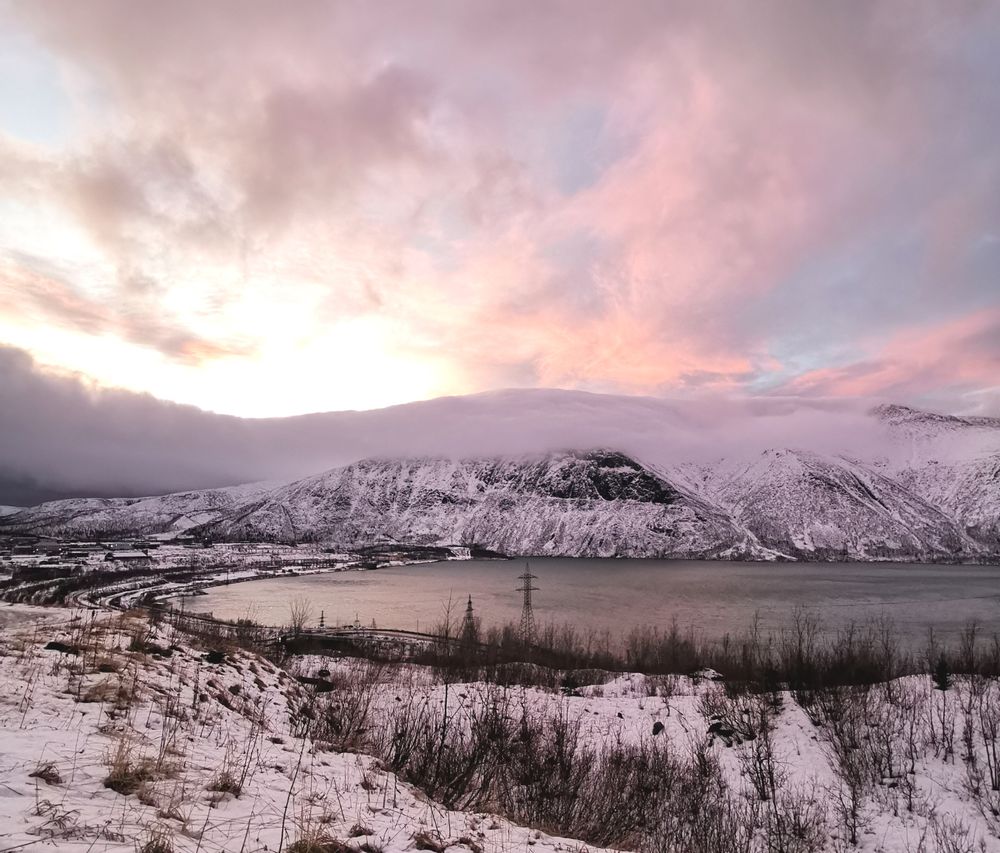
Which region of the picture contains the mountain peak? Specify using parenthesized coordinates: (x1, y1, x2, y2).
(871, 403, 944, 423)
(872, 403, 1000, 431)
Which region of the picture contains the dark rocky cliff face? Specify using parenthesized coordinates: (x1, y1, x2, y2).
(476, 451, 678, 504)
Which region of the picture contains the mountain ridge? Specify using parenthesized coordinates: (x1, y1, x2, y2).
(2, 406, 998, 561)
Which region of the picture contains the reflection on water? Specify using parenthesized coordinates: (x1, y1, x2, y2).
(191, 558, 1000, 647)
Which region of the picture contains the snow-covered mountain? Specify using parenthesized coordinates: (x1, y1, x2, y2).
(0, 483, 273, 539)
(193, 451, 749, 559)
(1, 404, 998, 561)
(688, 449, 973, 560)
(871, 405, 1000, 552)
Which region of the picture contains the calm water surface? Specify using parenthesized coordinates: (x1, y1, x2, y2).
(191, 559, 1000, 647)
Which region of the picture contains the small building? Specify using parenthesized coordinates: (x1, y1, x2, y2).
(64, 542, 105, 553)
(101, 541, 137, 552)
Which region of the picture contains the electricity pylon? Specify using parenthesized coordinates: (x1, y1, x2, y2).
(461, 595, 476, 643)
(517, 564, 538, 649)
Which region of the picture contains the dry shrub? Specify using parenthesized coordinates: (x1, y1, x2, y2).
(930, 812, 981, 853)
(206, 739, 257, 799)
(364, 682, 810, 852)
(312, 661, 382, 750)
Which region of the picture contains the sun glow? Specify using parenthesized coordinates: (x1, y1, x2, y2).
(0, 314, 454, 416)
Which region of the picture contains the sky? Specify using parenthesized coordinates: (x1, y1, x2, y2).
(0, 0, 999, 419)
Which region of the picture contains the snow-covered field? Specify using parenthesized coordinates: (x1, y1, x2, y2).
(3, 605, 1000, 852)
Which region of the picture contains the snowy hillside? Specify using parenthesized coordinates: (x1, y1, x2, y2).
(0, 482, 274, 539)
(873, 405, 1000, 551)
(0, 607, 606, 853)
(195, 451, 746, 558)
(693, 449, 972, 561)
(2, 404, 999, 561)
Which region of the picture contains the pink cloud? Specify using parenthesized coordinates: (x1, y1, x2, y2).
(1, 1, 998, 414)
(776, 309, 1000, 402)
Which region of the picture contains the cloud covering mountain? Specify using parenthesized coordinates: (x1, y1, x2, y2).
(0, 344, 921, 503)
(3, 366, 998, 561)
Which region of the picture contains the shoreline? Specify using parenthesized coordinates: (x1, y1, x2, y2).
(185, 557, 1000, 650)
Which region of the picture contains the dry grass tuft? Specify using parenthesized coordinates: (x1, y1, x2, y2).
(206, 767, 242, 796)
(138, 825, 175, 853)
(81, 677, 119, 704)
(29, 761, 62, 785)
(103, 737, 160, 796)
(411, 830, 446, 852)
(286, 830, 353, 853)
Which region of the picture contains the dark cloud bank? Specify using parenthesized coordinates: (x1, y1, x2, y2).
(0, 345, 905, 505)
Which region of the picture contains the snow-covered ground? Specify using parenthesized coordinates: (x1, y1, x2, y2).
(286, 657, 1000, 852)
(0, 606, 607, 853)
(3, 604, 1000, 852)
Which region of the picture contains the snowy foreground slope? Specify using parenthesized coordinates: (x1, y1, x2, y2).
(3, 404, 999, 561)
(3, 605, 1000, 852)
(0, 607, 601, 853)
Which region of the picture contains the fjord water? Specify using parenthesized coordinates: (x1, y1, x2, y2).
(192, 558, 1000, 646)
